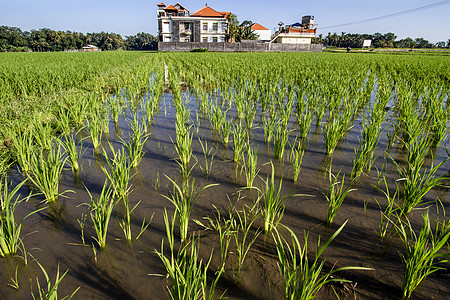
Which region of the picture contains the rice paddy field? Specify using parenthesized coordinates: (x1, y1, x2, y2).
(0, 50, 449, 299)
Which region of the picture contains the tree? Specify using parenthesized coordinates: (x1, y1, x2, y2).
(236, 20, 259, 42)
(226, 13, 239, 42)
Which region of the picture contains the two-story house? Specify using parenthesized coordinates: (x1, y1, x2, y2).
(157, 3, 230, 43)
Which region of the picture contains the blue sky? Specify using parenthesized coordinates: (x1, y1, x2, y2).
(0, 0, 449, 43)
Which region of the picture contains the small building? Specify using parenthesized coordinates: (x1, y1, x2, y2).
(271, 16, 317, 44)
(157, 3, 231, 43)
(82, 45, 100, 52)
(251, 23, 272, 41)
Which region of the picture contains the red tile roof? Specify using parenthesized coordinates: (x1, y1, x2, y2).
(164, 4, 177, 10)
(157, 3, 165, 6)
(251, 23, 269, 30)
(191, 6, 229, 18)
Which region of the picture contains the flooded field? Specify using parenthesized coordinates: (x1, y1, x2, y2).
(0, 51, 449, 299)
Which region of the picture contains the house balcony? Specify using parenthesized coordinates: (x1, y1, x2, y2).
(180, 29, 192, 35)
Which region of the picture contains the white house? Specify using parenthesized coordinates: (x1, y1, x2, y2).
(157, 3, 230, 43)
(251, 23, 271, 41)
(272, 16, 317, 44)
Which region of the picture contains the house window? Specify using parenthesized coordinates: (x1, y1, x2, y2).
(212, 37, 218, 42)
(203, 23, 208, 31)
(220, 37, 225, 42)
(202, 37, 208, 42)
(184, 23, 190, 31)
(164, 36, 171, 42)
(213, 23, 218, 32)
(184, 38, 190, 42)
(221, 23, 227, 32)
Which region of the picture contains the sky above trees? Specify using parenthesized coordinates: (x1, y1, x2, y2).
(0, 0, 449, 43)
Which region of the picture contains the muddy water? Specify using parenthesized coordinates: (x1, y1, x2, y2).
(0, 91, 449, 299)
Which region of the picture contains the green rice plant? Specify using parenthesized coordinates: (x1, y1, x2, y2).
(194, 138, 215, 177)
(232, 123, 247, 163)
(297, 107, 313, 140)
(243, 100, 257, 131)
(241, 145, 260, 188)
(262, 115, 277, 144)
(290, 145, 305, 183)
(324, 165, 356, 227)
(9, 127, 35, 174)
(273, 123, 291, 160)
(32, 117, 55, 151)
(27, 144, 70, 203)
(230, 203, 260, 283)
(195, 205, 235, 270)
(219, 118, 232, 145)
(256, 162, 300, 234)
(272, 220, 372, 300)
(374, 176, 401, 240)
(323, 115, 347, 156)
(88, 116, 103, 150)
(101, 144, 132, 201)
(0, 178, 40, 257)
(31, 260, 79, 300)
(85, 181, 118, 250)
(393, 136, 449, 215)
(108, 96, 122, 124)
(154, 211, 223, 300)
(124, 115, 150, 168)
(434, 198, 450, 244)
(394, 212, 450, 299)
(58, 130, 84, 174)
(162, 176, 218, 242)
(314, 101, 326, 126)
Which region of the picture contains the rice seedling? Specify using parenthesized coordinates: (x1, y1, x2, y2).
(195, 205, 235, 270)
(85, 181, 118, 250)
(256, 162, 300, 234)
(289, 142, 305, 183)
(323, 115, 347, 156)
(124, 114, 150, 168)
(8, 266, 19, 290)
(374, 177, 401, 240)
(162, 175, 218, 242)
(219, 118, 232, 145)
(31, 260, 79, 300)
(230, 203, 260, 283)
(9, 127, 35, 174)
(232, 123, 247, 163)
(433, 198, 450, 244)
(154, 210, 223, 300)
(394, 212, 450, 299)
(194, 138, 215, 177)
(263, 115, 277, 144)
(101, 144, 132, 201)
(273, 124, 291, 160)
(324, 165, 356, 227)
(297, 106, 313, 140)
(0, 178, 40, 257)
(393, 136, 449, 215)
(272, 220, 372, 300)
(32, 117, 55, 151)
(108, 96, 122, 124)
(241, 145, 260, 188)
(88, 116, 103, 150)
(58, 130, 84, 174)
(27, 143, 70, 203)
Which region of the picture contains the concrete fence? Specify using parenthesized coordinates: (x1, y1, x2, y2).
(158, 42, 323, 52)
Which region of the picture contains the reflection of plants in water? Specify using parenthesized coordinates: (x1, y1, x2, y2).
(324, 164, 356, 227)
(393, 212, 450, 299)
(272, 220, 372, 300)
(162, 176, 218, 242)
(27, 144, 70, 203)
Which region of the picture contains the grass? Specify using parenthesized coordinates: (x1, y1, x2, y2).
(272, 220, 372, 300)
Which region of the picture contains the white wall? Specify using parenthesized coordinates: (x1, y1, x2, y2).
(254, 30, 272, 41)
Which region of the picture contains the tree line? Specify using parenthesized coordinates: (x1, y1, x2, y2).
(313, 32, 450, 49)
(0, 26, 158, 52)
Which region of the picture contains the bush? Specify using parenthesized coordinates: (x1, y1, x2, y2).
(190, 48, 208, 52)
